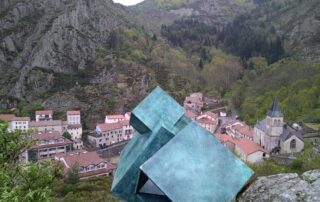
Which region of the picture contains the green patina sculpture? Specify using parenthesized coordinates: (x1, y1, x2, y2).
(111, 87, 253, 202)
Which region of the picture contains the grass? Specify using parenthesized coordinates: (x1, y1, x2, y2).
(304, 123, 320, 131)
(249, 137, 320, 176)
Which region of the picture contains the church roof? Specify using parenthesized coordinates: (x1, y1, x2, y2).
(280, 126, 304, 142)
(267, 97, 283, 117)
(255, 118, 267, 132)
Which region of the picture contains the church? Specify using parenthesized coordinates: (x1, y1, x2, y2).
(254, 97, 304, 154)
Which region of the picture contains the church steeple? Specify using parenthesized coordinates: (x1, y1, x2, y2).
(267, 97, 283, 117)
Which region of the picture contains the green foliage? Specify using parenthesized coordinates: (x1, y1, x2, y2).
(64, 165, 80, 184)
(62, 132, 72, 140)
(155, 0, 189, 9)
(290, 159, 303, 171)
(234, 60, 320, 125)
(0, 120, 61, 201)
(106, 98, 117, 112)
(249, 138, 320, 177)
(249, 160, 289, 176)
(53, 176, 121, 202)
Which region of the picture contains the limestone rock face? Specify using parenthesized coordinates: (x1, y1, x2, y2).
(239, 170, 320, 202)
(0, 0, 150, 126)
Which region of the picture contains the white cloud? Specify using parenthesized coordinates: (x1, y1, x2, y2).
(113, 0, 145, 6)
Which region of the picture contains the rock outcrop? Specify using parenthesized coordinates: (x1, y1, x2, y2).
(239, 170, 320, 202)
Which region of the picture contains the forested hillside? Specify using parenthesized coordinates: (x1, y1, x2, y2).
(0, 0, 320, 127)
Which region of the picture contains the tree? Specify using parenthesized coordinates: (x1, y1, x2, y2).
(64, 165, 80, 184)
(0, 120, 61, 201)
(63, 132, 72, 140)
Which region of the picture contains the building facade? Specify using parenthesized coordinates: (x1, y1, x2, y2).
(29, 120, 68, 134)
(35, 110, 53, 122)
(67, 111, 81, 125)
(88, 120, 134, 148)
(0, 114, 30, 132)
(27, 131, 72, 162)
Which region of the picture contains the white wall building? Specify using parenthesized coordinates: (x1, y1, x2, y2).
(88, 120, 134, 148)
(0, 114, 30, 132)
(35, 110, 53, 122)
(105, 114, 125, 124)
(67, 111, 81, 125)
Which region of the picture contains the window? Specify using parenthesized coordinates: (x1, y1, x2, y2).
(290, 139, 296, 149)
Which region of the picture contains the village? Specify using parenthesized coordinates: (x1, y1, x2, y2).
(0, 92, 310, 180)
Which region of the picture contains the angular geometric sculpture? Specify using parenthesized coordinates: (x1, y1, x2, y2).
(111, 87, 253, 202)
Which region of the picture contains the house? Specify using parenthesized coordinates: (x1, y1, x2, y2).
(35, 110, 53, 122)
(183, 92, 204, 113)
(224, 120, 254, 140)
(73, 138, 84, 150)
(29, 120, 68, 134)
(55, 151, 115, 179)
(67, 124, 82, 140)
(215, 133, 236, 151)
(105, 114, 125, 124)
(254, 97, 304, 154)
(31, 110, 83, 141)
(26, 131, 72, 162)
(235, 138, 269, 163)
(196, 112, 219, 133)
(67, 110, 81, 125)
(88, 120, 134, 148)
(215, 132, 269, 163)
(0, 114, 30, 132)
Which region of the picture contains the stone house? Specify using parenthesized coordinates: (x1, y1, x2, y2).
(196, 111, 219, 133)
(183, 92, 204, 113)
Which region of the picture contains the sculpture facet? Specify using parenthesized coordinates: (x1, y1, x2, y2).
(111, 86, 254, 202)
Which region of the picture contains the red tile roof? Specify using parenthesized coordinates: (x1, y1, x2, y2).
(118, 120, 130, 126)
(29, 120, 65, 127)
(0, 114, 16, 121)
(185, 110, 197, 119)
(203, 111, 219, 119)
(35, 110, 53, 115)
(0, 114, 30, 122)
(236, 125, 254, 138)
(67, 111, 80, 115)
(197, 117, 215, 125)
(97, 122, 122, 132)
(56, 151, 115, 169)
(31, 131, 61, 141)
(215, 133, 236, 144)
(236, 138, 267, 155)
(105, 114, 124, 119)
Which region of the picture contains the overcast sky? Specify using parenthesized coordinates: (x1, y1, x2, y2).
(113, 0, 144, 6)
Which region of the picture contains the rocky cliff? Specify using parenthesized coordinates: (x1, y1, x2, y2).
(239, 170, 320, 202)
(0, 0, 150, 125)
